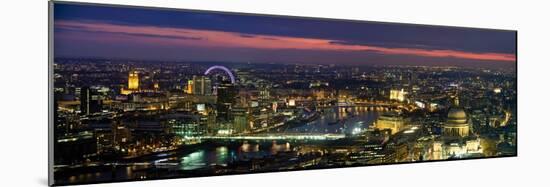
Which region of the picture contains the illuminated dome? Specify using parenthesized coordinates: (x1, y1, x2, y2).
(443, 107, 469, 137)
(447, 108, 467, 120)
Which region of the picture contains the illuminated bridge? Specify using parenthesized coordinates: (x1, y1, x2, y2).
(196, 133, 346, 141)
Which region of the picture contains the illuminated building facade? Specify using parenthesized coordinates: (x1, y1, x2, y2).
(121, 70, 140, 95)
(166, 114, 207, 137)
(186, 80, 194, 94)
(154, 82, 159, 90)
(444, 108, 470, 137)
(443, 97, 470, 137)
(430, 96, 483, 160)
(431, 142, 444, 160)
(374, 111, 408, 135)
(390, 89, 407, 102)
(128, 70, 139, 90)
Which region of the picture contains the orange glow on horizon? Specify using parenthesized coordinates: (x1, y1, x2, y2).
(55, 20, 516, 62)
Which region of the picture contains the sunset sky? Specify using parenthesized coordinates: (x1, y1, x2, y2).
(54, 3, 516, 68)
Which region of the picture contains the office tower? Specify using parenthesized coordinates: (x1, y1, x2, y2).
(80, 86, 102, 115)
(232, 108, 248, 133)
(216, 83, 237, 121)
(192, 75, 212, 95)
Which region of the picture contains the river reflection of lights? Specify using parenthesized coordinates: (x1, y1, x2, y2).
(126, 166, 132, 176)
(216, 146, 228, 154)
(180, 150, 207, 170)
(352, 127, 362, 135)
(215, 146, 229, 164)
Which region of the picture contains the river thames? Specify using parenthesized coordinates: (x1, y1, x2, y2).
(55, 107, 379, 184)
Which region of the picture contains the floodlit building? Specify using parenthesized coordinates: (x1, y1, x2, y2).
(165, 113, 208, 137)
(121, 70, 140, 95)
(443, 106, 470, 137)
(374, 111, 408, 135)
(128, 70, 139, 90)
(429, 96, 482, 160)
(186, 80, 194, 94)
(390, 89, 407, 102)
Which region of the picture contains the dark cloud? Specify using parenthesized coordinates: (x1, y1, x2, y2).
(53, 2, 516, 68)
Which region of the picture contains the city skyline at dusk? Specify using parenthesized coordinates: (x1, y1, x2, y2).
(54, 4, 516, 68)
(51, 2, 517, 186)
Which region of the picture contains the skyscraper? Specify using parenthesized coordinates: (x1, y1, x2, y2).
(80, 86, 102, 115)
(216, 83, 237, 121)
(232, 108, 248, 133)
(192, 75, 212, 95)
